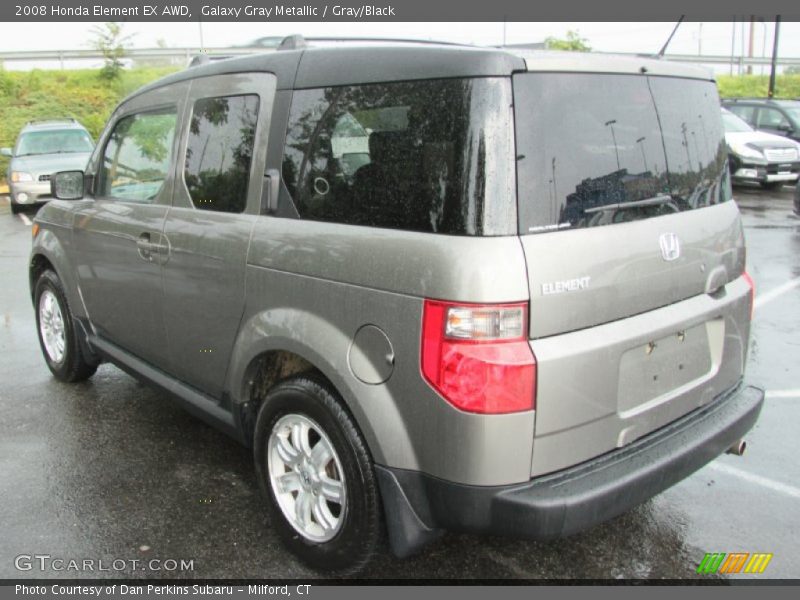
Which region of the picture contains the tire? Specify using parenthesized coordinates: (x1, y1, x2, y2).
(760, 181, 784, 192)
(253, 375, 382, 574)
(34, 269, 97, 383)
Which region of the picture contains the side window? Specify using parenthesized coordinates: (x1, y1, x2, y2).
(281, 79, 515, 235)
(98, 108, 177, 202)
(728, 105, 755, 124)
(184, 94, 259, 213)
(757, 108, 790, 129)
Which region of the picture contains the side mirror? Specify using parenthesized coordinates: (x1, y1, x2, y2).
(0, 147, 12, 157)
(51, 170, 85, 200)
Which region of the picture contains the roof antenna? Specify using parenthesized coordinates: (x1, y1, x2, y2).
(658, 16, 685, 57)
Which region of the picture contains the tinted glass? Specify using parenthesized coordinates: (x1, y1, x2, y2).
(185, 95, 259, 213)
(722, 110, 753, 133)
(727, 105, 755, 123)
(282, 78, 515, 235)
(514, 73, 731, 234)
(757, 107, 790, 129)
(98, 108, 177, 203)
(16, 129, 93, 157)
(784, 106, 800, 123)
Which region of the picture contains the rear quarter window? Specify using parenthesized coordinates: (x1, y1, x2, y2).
(281, 78, 516, 236)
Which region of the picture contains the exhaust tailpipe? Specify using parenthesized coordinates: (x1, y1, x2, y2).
(726, 440, 747, 456)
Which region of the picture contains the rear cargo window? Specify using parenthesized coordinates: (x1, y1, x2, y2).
(514, 73, 731, 234)
(281, 78, 516, 235)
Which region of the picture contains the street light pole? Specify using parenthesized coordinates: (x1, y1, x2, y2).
(605, 119, 620, 171)
(636, 137, 648, 173)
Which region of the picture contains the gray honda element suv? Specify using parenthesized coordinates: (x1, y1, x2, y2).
(32, 38, 763, 573)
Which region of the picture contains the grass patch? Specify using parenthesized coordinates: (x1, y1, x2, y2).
(0, 66, 179, 181)
(717, 74, 800, 99)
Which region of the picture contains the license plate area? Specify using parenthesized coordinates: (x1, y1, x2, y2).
(617, 320, 722, 414)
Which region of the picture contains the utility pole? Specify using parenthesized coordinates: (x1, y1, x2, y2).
(730, 17, 736, 76)
(698, 22, 702, 56)
(747, 17, 755, 74)
(768, 16, 781, 98)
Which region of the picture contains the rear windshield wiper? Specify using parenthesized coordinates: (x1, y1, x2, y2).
(582, 194, 675, 214)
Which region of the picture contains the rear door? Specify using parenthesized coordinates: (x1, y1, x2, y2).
(513, 72, 749, 475)
(73, 82, 188, 367)
(160, 73, 276, 398)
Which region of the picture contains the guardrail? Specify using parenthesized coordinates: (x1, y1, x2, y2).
(1, 46, 799, 70)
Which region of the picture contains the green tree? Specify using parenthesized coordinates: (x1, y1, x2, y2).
(544, 30, 592, 52)
(90, 22, 133, 80)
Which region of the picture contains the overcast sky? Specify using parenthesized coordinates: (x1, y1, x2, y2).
(2, 21, 798, 66)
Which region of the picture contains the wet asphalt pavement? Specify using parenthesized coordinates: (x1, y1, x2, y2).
(0, 188, 798, 581)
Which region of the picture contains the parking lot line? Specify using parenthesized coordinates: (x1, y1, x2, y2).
(765, 389, 800, 399)
(754, 276, 800, 311)
(18, 213, 32, 226)
(708, 462, 800, 500)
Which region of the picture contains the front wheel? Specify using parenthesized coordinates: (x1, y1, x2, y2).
(34, 270, 97, 382)
(253, 376, 382, 574)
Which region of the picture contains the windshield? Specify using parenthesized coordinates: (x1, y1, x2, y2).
(16, 129, 94, 157)
(514, 73, 731, 234)
(722, 110, 753, 133)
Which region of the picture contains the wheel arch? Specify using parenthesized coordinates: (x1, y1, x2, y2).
(226, 307, 417, 469)
(30, 228, 88, 319)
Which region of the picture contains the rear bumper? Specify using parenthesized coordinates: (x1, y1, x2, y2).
(377, 383, 763, 557)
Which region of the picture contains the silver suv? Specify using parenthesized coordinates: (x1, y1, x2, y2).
(32, 39, 763, 573)
(2, 119, 93, 214)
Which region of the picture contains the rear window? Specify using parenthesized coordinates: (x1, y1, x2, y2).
(281, 78, 516, 235)
(514, 73, 731, 234)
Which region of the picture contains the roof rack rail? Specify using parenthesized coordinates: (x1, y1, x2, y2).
(278, 34, 307, 50)
(275, 34, 470, 50)
(187, 53, 237, 68)
(25, 118, 77, 126)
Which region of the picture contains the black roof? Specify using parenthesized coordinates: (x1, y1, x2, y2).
(126, 44, 526, 102)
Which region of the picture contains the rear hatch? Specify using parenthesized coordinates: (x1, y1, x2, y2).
(513, 71, 751, 475)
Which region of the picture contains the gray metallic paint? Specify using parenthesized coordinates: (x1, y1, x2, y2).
(160, 74, 276, 397)
(30, 53, 755, 490)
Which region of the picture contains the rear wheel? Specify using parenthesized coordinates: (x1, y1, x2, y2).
(253, 375, 382, 574)
(34, 270, 97, 382)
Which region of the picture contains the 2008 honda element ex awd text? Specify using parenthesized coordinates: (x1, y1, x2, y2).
(31, 37, 763, 573)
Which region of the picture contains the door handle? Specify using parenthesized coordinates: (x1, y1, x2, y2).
(137, 232, 170, 263)
(262, 169, 281, 213)
(136, 233, 161, 261)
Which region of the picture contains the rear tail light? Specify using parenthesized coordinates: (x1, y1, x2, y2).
(742, 270, 755, 319)
(421, 300, 536, 414)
